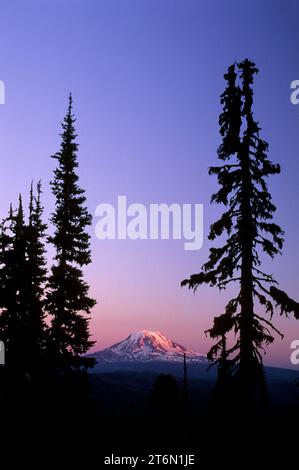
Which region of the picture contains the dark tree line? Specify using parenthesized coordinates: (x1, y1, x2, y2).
(0, 185, 47, 382)
(0, 95, 95, 392)
(182, 59, 298, 416)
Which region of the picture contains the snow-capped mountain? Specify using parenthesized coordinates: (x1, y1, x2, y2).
(92, 330, 206, 363)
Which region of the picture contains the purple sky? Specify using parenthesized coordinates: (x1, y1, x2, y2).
(0, 0, 298, 368)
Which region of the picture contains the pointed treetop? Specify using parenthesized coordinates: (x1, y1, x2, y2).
(16, 194, 24, 230)
(18, 194, 23, 214)
(36, 180, 42, 203)
(29, 181, 34, 225)
(68, 93, 73, 115)
(61, 93, 76, 135)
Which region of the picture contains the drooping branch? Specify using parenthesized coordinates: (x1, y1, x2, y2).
(269, 286, 299, 319)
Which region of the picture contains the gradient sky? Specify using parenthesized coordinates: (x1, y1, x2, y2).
(0, 0, 298, 368)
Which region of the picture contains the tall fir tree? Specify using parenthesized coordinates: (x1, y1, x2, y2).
(26, 181, 48, 376)
(0, 185, 47, 380)
(182, 59, 297, 414)
(0, 197, 27, 375)
(47, 94, 96, 370)
(0, 198, 25, 376)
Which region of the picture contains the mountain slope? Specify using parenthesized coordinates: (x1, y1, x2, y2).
(92, 330, 206, 363)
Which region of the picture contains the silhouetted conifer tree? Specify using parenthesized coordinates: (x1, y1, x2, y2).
(182, 59, 297, 415)
(0, 197, 27, 375)
(0, 185, 47, 381)
(207, 318, 232, 417)
(47, 94, 96, 371)
(26, 181, 48, 377)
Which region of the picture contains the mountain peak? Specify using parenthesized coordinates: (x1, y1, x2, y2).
(93, 330, 206, 363)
